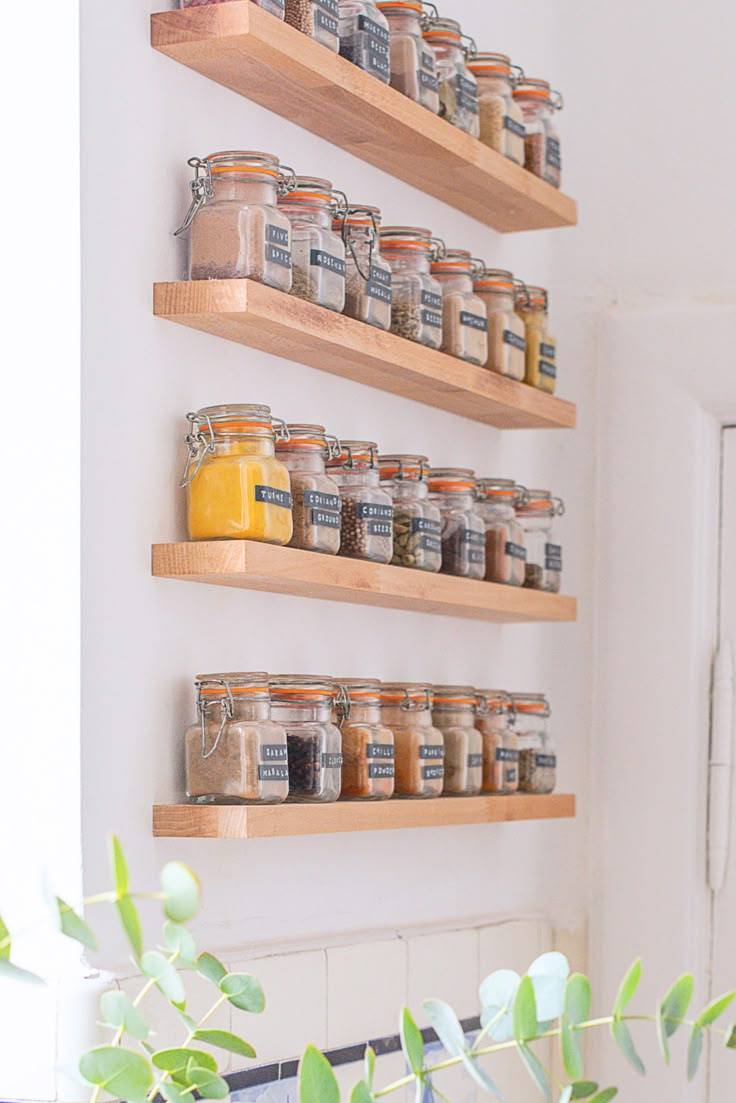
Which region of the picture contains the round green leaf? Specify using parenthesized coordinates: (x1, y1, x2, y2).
(164, 920, 197, 965)
(110, 835, 130, 898)
(612, 959, 641, 1018)
(658, 974, 694, 1064)
(198, 951, 227, 985)
(513, 976, 538, 1043)
(529, 953, 570, 1023)
(299, 1044, 340, 1103)
(183, 1065, 229, 1100)
(141, 950, 186, 1005)
(219, 972, 265, 1013)
(696, 991, 736, 1027)
(153, 1048, 218, 1073)
(79, 1046, 152, 1101)
(480, 970, 520, 1043)
(564, 975, 591, 1027)
(571, 1083, 599, 1100)
(161, 862, 200, 923)
(422, 999, 466, 1057)
(100, 990, 149, 1040)
(589, 1091, 617, 1103)
(400, 1007, 425, 1075)
(610, 1020, 645, 1076)
(194, 1029, 256, 1058)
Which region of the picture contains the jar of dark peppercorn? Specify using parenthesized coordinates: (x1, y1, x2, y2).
(428, 467, 485, 579)
(516, 489, 564, 592)
(269, 676, 342, 802)
(378, 454, 442, 572)
(327, 441, 394, 563)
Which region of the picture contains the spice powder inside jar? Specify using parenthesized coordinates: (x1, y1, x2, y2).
(335, 679, 395, 800)
(276, 424, 342, 555)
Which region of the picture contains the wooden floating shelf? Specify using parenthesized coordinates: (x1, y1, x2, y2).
(153, 794, 576, 839)
(150, 3, 577, 234)
(152, 541, 578, 624)
(154, 280, 576, 431)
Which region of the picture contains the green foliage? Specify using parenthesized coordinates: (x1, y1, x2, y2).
(696, 990, 736, 1026)
(299, 1043, 340, 1103)
(513, 976, 538, 1043)
(351, 1080, 374, 1103)
(588, 1090, 617, 1103)
(517, 1042, 550, 1101)
(561, 975, 591, 1080)
(423, 999, 466, 1057)
(612, 960, 641, 1017)
(161, 862, 200, 923)
(570, 1082, 598, 1099)
(400, 1007, 425, 1075)
(198, 950, 228, 984)
(163, 920, 197, 966)
(110, 836, 130, 898)
(193, 1029, 256, 1058)
(529, 952, 570, 1023)
(687, 1026, 703, 1081)
(79, 1046, 152, 1101)
(56, 897, 97, 951)
(116, 894, 143, 960)
(364, 1043, 376, 1086)
(180, 1064, 230, 1099)
(460, 1052, 503, 1100)
(479, 970, 519, 1042)
(0, 915, 11, 959)
(657, 974, 694, 1064)
(153, 1047, 218, 1073)
(610, 1019, 645, 1076)
(725, 1024, 736, 1049)
(99, 990, 149, 1040)
(0, 958, 44, 985)
(220, 971, 265, 1013)
(141, 950, 186, 1005)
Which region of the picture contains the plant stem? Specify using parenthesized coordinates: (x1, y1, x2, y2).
(147, 993, 229, 1101)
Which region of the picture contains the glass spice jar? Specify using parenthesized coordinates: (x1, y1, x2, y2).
(338, 0, 391, 83)
(380, 684, 444, 797)
(428, 468, 485, 579)
(378, 454, 442, 573)
(514, 284, 557, 393)
(334, 205, 392, 330)
(513, 78, 563, 188)
(431, 686, 483, 796)
(185, 673, 289, 805)
(430, 247, 489, 365)
(422, 17, 479, 137)
(275, 424, 342, 554)
(472, 267, 527, 381)
(475, 690, 519, 794)
(270, 676, 342, 802)
(327, 441, 394, 563)
(516, 490, 564, 593)
(335, 679, 395, 800)
(285, 0, 340, 51)
(467, 52, 525, 163)
(375, 1, 439, 113)
(175, 151, 295, 290)
(512, 693, 556, 794)
(180, 0, 286, 16)
(380, 226, 443, 348)
(475, 478, 527, 587)
(278, 176, 347, 311)
(181, 403, 293, 544)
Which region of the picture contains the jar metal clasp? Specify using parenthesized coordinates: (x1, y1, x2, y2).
(179, 411, 216, 488)
(174, 156, 215, 237)
(197, 679, 235, 760)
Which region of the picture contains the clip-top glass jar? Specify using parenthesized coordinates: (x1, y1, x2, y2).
(430, 248, 488, 365)
(512, 693, 556, 794)
(516, 490, 564, 592)
(514, 284, 557, 393)
(376, 1, 439, 113)
(180, 0, 285, 16)
(339, 0, 391, 82)
(475, 691, 519, 794)
(422, 17, 479, 137)
(278, 176, 347, 311)
(380, 683, 444, 797)
(473, 267, 526, 381)
(275, 424, 342, 554)
(185, 673, 289, 805)
(327, 441, 394, 563)
(176, 151, 295, 290)
(513, 78, 563, 188)
(335, 679, 395, 799)
(428, 468, 485, 579)
(334, 206, 392, 330)
(380, 226, 443, 348)
(181, 404, 293, 544)
(286, 0, 340, 50)
(270, 676, 342, 802)
(476, 478, 527, 587)
(378, 454, 442, 573)
(432, 686, 483, 795)
(467, 52, 525, 162)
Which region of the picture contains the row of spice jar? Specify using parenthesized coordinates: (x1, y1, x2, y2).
(182, 404, 565, 591)
(178, 1, 563, 187)
(185, 673, 557, 804)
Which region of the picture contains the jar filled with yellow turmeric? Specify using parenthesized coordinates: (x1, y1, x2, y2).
(514, 284, 557, 393)
(182, 403, 294, 544)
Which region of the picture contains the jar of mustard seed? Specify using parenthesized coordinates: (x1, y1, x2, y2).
(513, 78, 563, 188)
(432, 686, 483, 796)
(472, 267, 527, 381)
(270, 676, 342, 802)
(376, 1, 439, 113)
(512, 693, 556, 794)
(380, 683, 444, 797)
(467, 52, 525, 163)
(422, 16, 479, 137)
(327, 441, 394, 563)
(185, 673, 289, 805)
(380, 226, 443, 348)
(181, 404, 293, 545)
(475, 690, 519, 794)
(176, 151, 295, 290)
(514, 284, 557, 393)
(334, 205, 393, 330)
(378, 454, 442, 573)
(285, 0, 340, 51)
(339, 0, 391, 82)
(430, 247, 488, 365)
(278, 176, 347, 311)
(428, 467, 485, 580)
(276, 425, 342, 554)
(516, 490, 564, 592)
(335, 679, 395, 799)
(475, 478, 527, 586)
(180, 0, 286, 16)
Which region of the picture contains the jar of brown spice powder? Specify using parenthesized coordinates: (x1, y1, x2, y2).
(276, 424, 342, 554)
(513, 78, 563, 188)
(512, 692, 556, 794)
(517, 490, 564, 593)
(467, 52, 525, 163)
(428, 467, 485, 579)
(376, 1, 439, 113)
(380, 683, 444, 797)
(475, 478, 527, 586)
(430, 248, 489, 366)
(278, 176, 347, 311)
(431, 686, 483, 795)
(472, 267, 527, 381)
(327, 441, 394, 564)
(335, 679, 395, 800)
(475, 690, 519, 794)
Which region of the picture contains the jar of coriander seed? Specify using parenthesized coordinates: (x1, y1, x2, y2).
(286, 0, 340, 51)
(327, 441, 394, 563)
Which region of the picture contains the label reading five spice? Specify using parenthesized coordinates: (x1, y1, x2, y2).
(255, 485, 293, 509)
(266, 224, 291, 269)
(304, 489, 341, 529)
(355, 501, 393, 537)
(420, 289, 443, 329)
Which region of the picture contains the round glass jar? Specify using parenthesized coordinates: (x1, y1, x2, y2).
(185, 673, 289, 804)
(513, 78, 563, 188)
(180, 0, 285, 16)
(176, 151, 294, 290)
(285, 0, 340, 50)
(380, 684, 444, 797)
(475, 690, 519, 794)
(473, 267, 527, 380)
(270, 676, 342, 802)
(430, 248, 489, 365)
(378, 454, 442, 572)
(467, 52, 525, 162)
(338, 0, 391, 82)
(334, 205, 392, 330)
(376, 1, 439, 112)
(335, 679, 395, 799)
(514, 284, 557, 393)
(432, 686, 483, 795)
(278, 176, 347, 311)
(517, 490, 564, 593)
(475, 478, 527, 586)
(181, 404, 293, 544)
(275, 424, 342, 554)
(422, 17, 479, 137)
(512, 693, 556, 794)
(327, 441, 394, 563)
(380, 226, 443, 348)
(428, 468, 485, 579)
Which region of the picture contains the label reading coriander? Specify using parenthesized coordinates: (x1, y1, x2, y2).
(310, 249, 346, 278)
(314, 0, 339, 36)
(322, 752, 344, 769)
(545, 542, 562, 571)
(367, 743, 394, 759)
(504, 329, 526, 352)
(258, 764, 289, 781)
(418, 69, 439, 93)
(496, 747, 520, 763)
(304, 489, 341, 529)
(535, 753, 557, 769)
(461, 528, 485, 565)
(539, 360, 557, 379)
(419, 745, 445, 760)
(356, 16, 390, 79)
(255, 485, 293, 509)
(467, 754, 483, 769)
(455, 74, 479, 114)
(504, 115, 526, 138)
(368, 763, 395, 779)
(546, 137, 562, 170)
(505, 541, 527, 561)
(355, 501, 393, 537)
(366, 265, 392, 304)
(422, 764, 445, 780)
(411, 517, 441, 554)
(460, 311, 488, 332)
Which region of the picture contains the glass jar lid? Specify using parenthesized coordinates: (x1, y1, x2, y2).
(515, 283, 548, 311)
(326, 440, 379, 470)
(513, 79, 564, 110)
(476, 689, 514, 715)
(380, 682, 434, 710)
(275, 424, 340, 459)
(378, 454, 430, 483)
(180, 405, 289, 487)
(376, 0, 424, 13)
(269, 675, 336, 704)
(516, 490, 565, 517)
(175, 152, 296, 236)
(422, 16, 475, 55)
(432, 685, 476, 711)
(476, 478, 527, 505)
(511, 692, 551, 717)
(333, 205, 383, 233)
(473, 266, 526, 298)
(428, 467, 478, 496)
(430, 248, 476, 276)
(380, 226, 434, 254)
(335, 678, 382, 717)
(195, 672, 270, 702)
(278, 175, 347, 214)
(467, 52, 523, 81)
